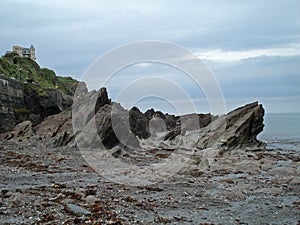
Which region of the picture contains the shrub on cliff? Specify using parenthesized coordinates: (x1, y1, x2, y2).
(0, 55, 78, 96)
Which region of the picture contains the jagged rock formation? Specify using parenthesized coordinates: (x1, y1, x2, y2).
(220, 102, 265, 150)
(194, 101, 266, 151)
(1, 87, 266, 152)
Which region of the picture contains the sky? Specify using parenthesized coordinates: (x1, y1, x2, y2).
(1, 0, 300, 114)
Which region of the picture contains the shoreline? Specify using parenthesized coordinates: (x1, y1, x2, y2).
(0, 140, 299, 224)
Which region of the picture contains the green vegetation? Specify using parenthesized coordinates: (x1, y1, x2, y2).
(0, 53, 78, 95)
(14, 108, 31, 114)
(24, 83, 48, 97)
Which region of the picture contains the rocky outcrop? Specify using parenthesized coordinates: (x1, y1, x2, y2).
(176, 101, 266, 151)
(71, 88, 140, 149)
(221, 101, 265, 150)
(1, 86, 266, 153)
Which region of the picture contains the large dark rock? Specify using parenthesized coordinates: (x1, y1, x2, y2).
(194, 101, 266, 150)
(95, 87, 111, 112)
(222, 101, 265, 149)
(34, 87, 114, 148)
(129, 107, 150, 139)
(72, 88, 139, 149)
(73, 103, 140, 150)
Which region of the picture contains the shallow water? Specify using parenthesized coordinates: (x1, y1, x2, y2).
(258, 113, 300, 151)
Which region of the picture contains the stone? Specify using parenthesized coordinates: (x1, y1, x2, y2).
(74, 188, 86, 199)
(94, 104, 140, 149)
(218, 178, 235, 184)
(260, 159, 276, 171)
(220, 102, 266, 150)
(154, 215, 172, 223)
(164, 113, 214, 141)
(217, 190, 246, 201)
(94, 87, 111, 112)
(85, 195, 100, 204)
(64, 203, 91, 217)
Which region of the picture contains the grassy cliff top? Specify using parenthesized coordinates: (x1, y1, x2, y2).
(0, 52, 78, 95)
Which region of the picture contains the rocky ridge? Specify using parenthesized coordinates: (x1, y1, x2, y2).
(1, 87, 266, 153)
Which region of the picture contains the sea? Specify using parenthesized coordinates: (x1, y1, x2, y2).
(258, 113, 300, 151)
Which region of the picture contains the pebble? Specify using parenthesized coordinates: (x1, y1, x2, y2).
(218, 178, 235, 184)
(85, 195, 100, 204)
(74, 188, 86, 199)
(49, 193, 65, 201)
(154, 215, 171, 223)
(217, 190, 246, 201)
(65, 203, 91, 217)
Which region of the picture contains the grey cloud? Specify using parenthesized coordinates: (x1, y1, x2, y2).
(1, 0, 299, 113)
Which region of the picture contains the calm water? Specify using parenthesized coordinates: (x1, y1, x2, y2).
(258, 113, 300, 151)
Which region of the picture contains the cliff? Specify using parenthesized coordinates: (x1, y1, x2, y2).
(0, 52, 78, 95)
(0, 54, 79, 132)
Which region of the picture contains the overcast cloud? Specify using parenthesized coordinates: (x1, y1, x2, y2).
(1, 0, 299, 113)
